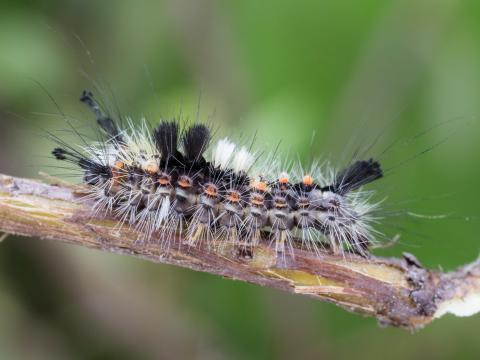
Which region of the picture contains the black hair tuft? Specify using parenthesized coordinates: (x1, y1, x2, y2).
(182, 124, 210, 162)
(52, 147, 67, 161)
(154, 121, 180, 159)
(327, 159, 383, 194)
(80, 90, 122, 140)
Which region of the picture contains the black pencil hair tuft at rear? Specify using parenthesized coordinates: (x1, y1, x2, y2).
(329, 159, 383, 195)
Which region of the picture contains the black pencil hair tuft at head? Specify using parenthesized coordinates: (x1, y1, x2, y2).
(80, 90, 122, 140)
(52, 147, 67, 160)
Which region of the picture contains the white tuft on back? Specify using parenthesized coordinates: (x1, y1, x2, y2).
(212, 138, 236, 169)
(232, 147, 254, 173)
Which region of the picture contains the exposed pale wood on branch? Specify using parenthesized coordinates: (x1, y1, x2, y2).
(0, 173, 479, 329)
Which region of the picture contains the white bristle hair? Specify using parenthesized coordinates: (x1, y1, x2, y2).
(82, 141, 118, 167)
(115, 118, 158, 168)
(232, 146, 254, 173)
(278, 171, 289, 181)
(212, 138, 236, 169)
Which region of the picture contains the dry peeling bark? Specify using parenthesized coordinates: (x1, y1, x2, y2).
(0, 173, 479, 329)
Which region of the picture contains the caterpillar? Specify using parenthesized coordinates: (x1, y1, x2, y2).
(51, 90, 384, 259)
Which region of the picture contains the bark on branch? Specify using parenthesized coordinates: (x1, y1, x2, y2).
(0, 173, 479, 329)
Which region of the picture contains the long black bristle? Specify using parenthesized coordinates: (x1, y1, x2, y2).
(80, 90, 122, 140)
(326, 159, 383, 194)
(182, 124, 210, 162)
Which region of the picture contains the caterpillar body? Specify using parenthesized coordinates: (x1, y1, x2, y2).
(52, 91, 384, 259)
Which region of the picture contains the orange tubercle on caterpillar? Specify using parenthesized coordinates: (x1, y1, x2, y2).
(204, 183, 219, 197)
(178, 175, 193, 189)
(303, 174, 314, 186)
(252, 180, 268, 192)
(226, 190, 241, 203)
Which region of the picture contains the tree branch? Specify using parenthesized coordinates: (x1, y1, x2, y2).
(0, 173, 479, 329)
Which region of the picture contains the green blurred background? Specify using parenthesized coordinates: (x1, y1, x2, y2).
(1, 0, 480, 359)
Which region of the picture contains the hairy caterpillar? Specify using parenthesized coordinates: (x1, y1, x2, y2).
(51, 90, 384, 259)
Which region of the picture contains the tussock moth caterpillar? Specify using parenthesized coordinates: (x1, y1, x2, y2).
(52, 90, 386, 260)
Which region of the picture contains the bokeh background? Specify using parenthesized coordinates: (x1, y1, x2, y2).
(1, 0, 480, 359)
